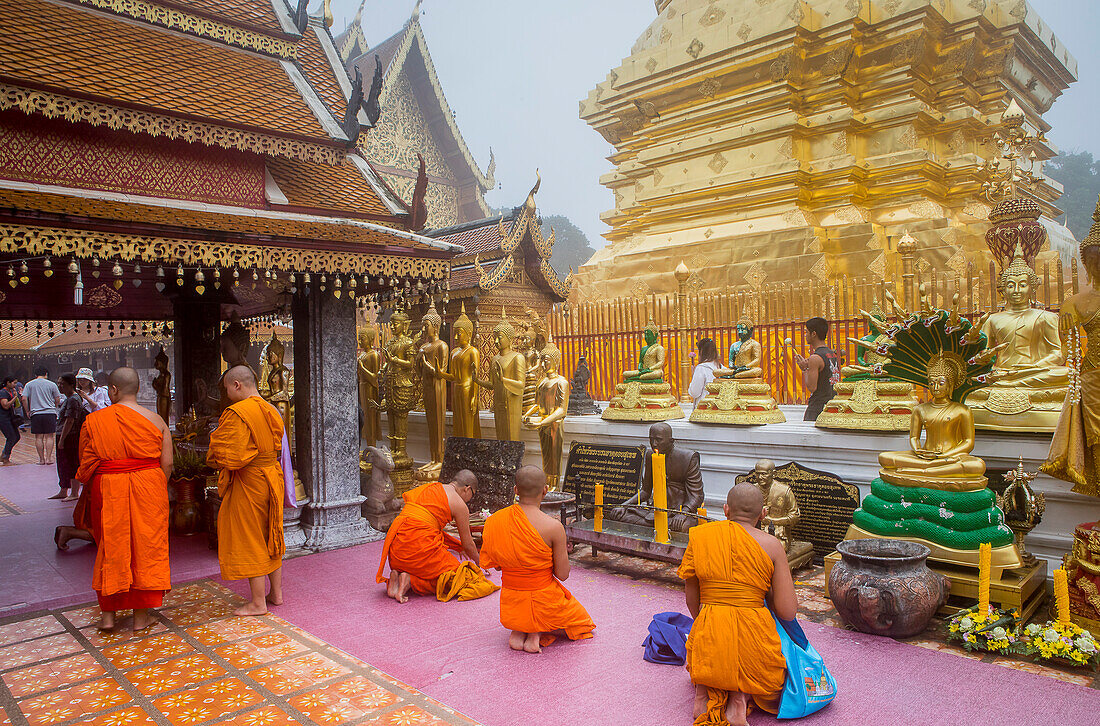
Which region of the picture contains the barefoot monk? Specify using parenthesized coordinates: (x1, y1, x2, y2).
(480, 466, 595, 653)
(207, 365, 286, 616)
(75, 367, 173, 632)
(376, 470, 497, 603)
(680, 483, 795, 726)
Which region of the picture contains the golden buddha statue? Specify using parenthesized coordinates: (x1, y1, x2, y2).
(816, 302, 918, 431)
(522, 334, 570, 490)
(476, 307, 527, 440)
(213, 313, 253, 413)
(690, 315, 784, 424)
(968, 244, 1069, 432)
(152, 346, 172, 425)
(602, 318, 684, 421)
(414, 305, 449, 480)
(521, 309, 547, 412)
(846, 293, 1021, 570)
(382, 307, 420, 492)
(435, 303, 481, 439)
(1044, 195, 1100, 498)
(263, 331, 292, 441)
(356, 326, 382, 450)
(752, 459, 813, 569)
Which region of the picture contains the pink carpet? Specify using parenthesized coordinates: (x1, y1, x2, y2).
(233, 541, 1100, 726)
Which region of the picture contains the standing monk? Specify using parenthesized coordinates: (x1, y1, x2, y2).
(207, 366, 286, 616)
(376, 470, 496, 603)
(481, 466, 594, 653)
(680, 483, 795, 726)
(75, 367, 173, 632)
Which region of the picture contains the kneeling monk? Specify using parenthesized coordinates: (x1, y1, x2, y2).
(679, 483, 796, 726)
(376, 470, 496, 602)
(481, 466, 594, 653)
(75, 367, 173, 632)
(207, 366, 286, 616)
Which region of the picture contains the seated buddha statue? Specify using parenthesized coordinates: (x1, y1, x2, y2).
(968, 244, 1069, 432)
(689, 315, 784, 425)
(602, 318, 684, 421)
(845, 301, 1020, 571)
(816, 304, 917, 431)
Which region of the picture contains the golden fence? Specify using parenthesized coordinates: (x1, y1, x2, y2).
(548, 260, 1079, 405)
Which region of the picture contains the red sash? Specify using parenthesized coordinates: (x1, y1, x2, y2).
(96, 457, 160, 475)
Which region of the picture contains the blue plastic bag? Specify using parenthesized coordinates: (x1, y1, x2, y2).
(771, 614, 837, 719)
(642, 612, 693, 665)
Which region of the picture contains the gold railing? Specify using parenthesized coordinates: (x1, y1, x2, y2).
(549, 260, 1079, 405)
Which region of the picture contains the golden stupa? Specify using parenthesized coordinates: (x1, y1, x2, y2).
(574, 0, 1076, 299)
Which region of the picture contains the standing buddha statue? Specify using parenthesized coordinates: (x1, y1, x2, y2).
(602, 318, 684, 421)
(263, 331, 292, 441)
(152, 346, 172, 425)
(414, 304, 448, 480)
(476, 307, 527, 440)
(1044, 195, 1100, 498)
(356, 326, 382, 451)
(522, 309, 547, 412)
(382, 307, 420, 494)
(522, 333, 570, 490)
(690, 314, 784, 424)
(433, 302, 481, 439)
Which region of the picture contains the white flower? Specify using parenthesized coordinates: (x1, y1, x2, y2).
(959, 617, 973, 630)
(1043, 629, 1060, 643)
(991, 627, 1007, 640)
(1075, 638, 1097, 653)
(1025, 623, 1041, 636)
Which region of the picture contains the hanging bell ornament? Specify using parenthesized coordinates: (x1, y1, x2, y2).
(232, 268, 240, 286)
(176, 265, 185, 286)
(43, 257, 53, 278)
(68, 258, 79, 274)
(6, 266, 15, 289)
(112, 261, 124, 289)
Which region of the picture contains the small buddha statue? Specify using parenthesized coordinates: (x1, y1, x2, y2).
(1044, 195, 1100, 498)
(214, 313, 254, 413)
(382, 308, 420, 491)
(433, 303, 481, 438)
(522, 334, 570, 490)
(751, 459, 813, 568)
(969, 243, 1069, 432)
(414, 305, 448, 480)
(263, 332, 292, 440)
(568, 353, 601, 415)
(609, 423, 703, 532)
(690, 314, 784, 425)
(476, 307, 527, 440)
(356, 326, 382, 450)
(602, 318, 684, 421)
(151, 346, 172, 425)
(846, 297, 1020, 570)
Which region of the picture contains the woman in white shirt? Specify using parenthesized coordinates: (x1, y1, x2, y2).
(75, 368, 111, 413)
(688, 337, 723, 406)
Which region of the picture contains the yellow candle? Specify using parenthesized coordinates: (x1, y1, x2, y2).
(697, 507, 707, 525)
(977, 542, 991, 614)
(594, 484, 604, 533)
(653, 453, 669, 544)
(1054, 568, 1071, 625)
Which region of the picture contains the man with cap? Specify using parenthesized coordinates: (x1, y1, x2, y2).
(75, 368, 111, 413)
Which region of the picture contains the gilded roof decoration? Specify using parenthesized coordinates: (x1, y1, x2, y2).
(1, 224, 450, 279)
(62, 0, 298, 59)
(4, 0, 336, 145)
(180, 0, 287, 35)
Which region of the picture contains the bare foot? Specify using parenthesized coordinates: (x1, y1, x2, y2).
(693, 685, 708, 720)
(62, 494, 78, 502)
(509, 631, 526, 651)
(386, 572, 402, 601)
(265, 592, 283, 607)
(725, 691, 750, 726)
(55, 526, 67, 551)
(233, 601, 269, 617)
(396, 572, 412, 604)
(133, 609, 156, 631)
(97, 612, 116, 632)
(522, 632, 542, 654)
(47, 491, 66, 500)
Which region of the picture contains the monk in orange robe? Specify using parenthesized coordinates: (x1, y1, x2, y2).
(376, 470, 487, 602)
(679, 483, 796, 726)
(74, 367, 173, 632)
(207, 366, 286, 616)
(481, 466, 595, 653)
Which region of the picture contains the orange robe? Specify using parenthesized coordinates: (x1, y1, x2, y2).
(75, 405, 170, 611)
(678, 520, 787, 724)
(480, 504, 594, 645)
(207, 396, 285, 580)
(376, 482, 464, 596)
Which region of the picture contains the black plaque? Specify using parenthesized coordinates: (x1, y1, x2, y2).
(440, 436, 525, 514)
(563, 442, 646, 509)
(736, 462, 859, 564)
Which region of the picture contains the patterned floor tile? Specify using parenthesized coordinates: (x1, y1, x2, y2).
(162, 583, 216, 608)
(124, 653, 227, 696)
(225, 706, 303, 726)
(289, 676, 403, 724)
(161, 599, 241, 627)
(0, 633, 83, 671)
(81, 622, 168, 649)
(0, 616, 64, 646)
(75, 706, 159, 724)
(2, 653, 105, 698)
(19, 677, 131, 725)
(152, 677, 264, 725)
(101, 633, 194, 669)
(362, 705, 453, 726)
(60, 606, 103, 629)
(186, 616, 275, 647)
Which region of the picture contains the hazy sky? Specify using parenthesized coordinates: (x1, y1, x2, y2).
(330, 1, 1099, 250)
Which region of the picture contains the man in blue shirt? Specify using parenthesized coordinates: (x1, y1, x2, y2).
(21, 366, 61, 466)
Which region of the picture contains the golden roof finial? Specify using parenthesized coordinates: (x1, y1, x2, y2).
(524, 170, 542, 212)
(1082, 194, 1100, 254)
(322, 0, 334, 28)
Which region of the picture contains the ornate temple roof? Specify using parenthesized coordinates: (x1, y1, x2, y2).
(334, 1, 370, 64)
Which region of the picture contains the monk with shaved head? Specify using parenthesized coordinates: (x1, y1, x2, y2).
(377, 469, 498, 603)
(679, 482, 796, 725)
(73, 366, 173, 631)
(207, 364, 288, 616)
(481, 466, 594, 652)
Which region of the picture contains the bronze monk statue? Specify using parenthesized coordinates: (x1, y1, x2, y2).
(609, 422, 704, 532)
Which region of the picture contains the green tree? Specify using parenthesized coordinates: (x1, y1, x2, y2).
(489, 207, 596, 280)
(1045, 150, 1100, 240)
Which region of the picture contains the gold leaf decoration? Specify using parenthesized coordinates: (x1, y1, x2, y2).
(687, 38, 705, 59)
(744, 261, 767, 289)
(868, 252, 887, 280)
(809, 256, 830, 281)
(708, 153, 729, 174)
(699, 77, 721, 99)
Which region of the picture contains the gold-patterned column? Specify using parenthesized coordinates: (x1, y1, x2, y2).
(675, 261, 692, 403)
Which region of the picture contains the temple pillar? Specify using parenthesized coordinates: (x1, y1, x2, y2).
(170, 297, 221, 416)
(293, 289, 379, 551)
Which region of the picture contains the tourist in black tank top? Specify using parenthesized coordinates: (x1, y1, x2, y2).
(798, 317, 841, 421)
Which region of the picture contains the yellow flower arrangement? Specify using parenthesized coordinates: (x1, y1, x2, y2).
(1014, 620, 1099, 669)
(945, 605, 1019, 654)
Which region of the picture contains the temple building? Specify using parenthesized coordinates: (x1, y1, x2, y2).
(574, 0, 1077, 298)
(336, 2, 496, 229)
(0, 0, 461, 551)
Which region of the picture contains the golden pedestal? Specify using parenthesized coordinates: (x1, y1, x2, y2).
(688, 377, 785, 425)
(602, 380, 684, 422)
(816, 380, 918, 431)
(844, 524, 1022, 573)
(787, 540, 814, 571)
(825, 550, 1047, 621)
(968, 387, 1066, 433)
